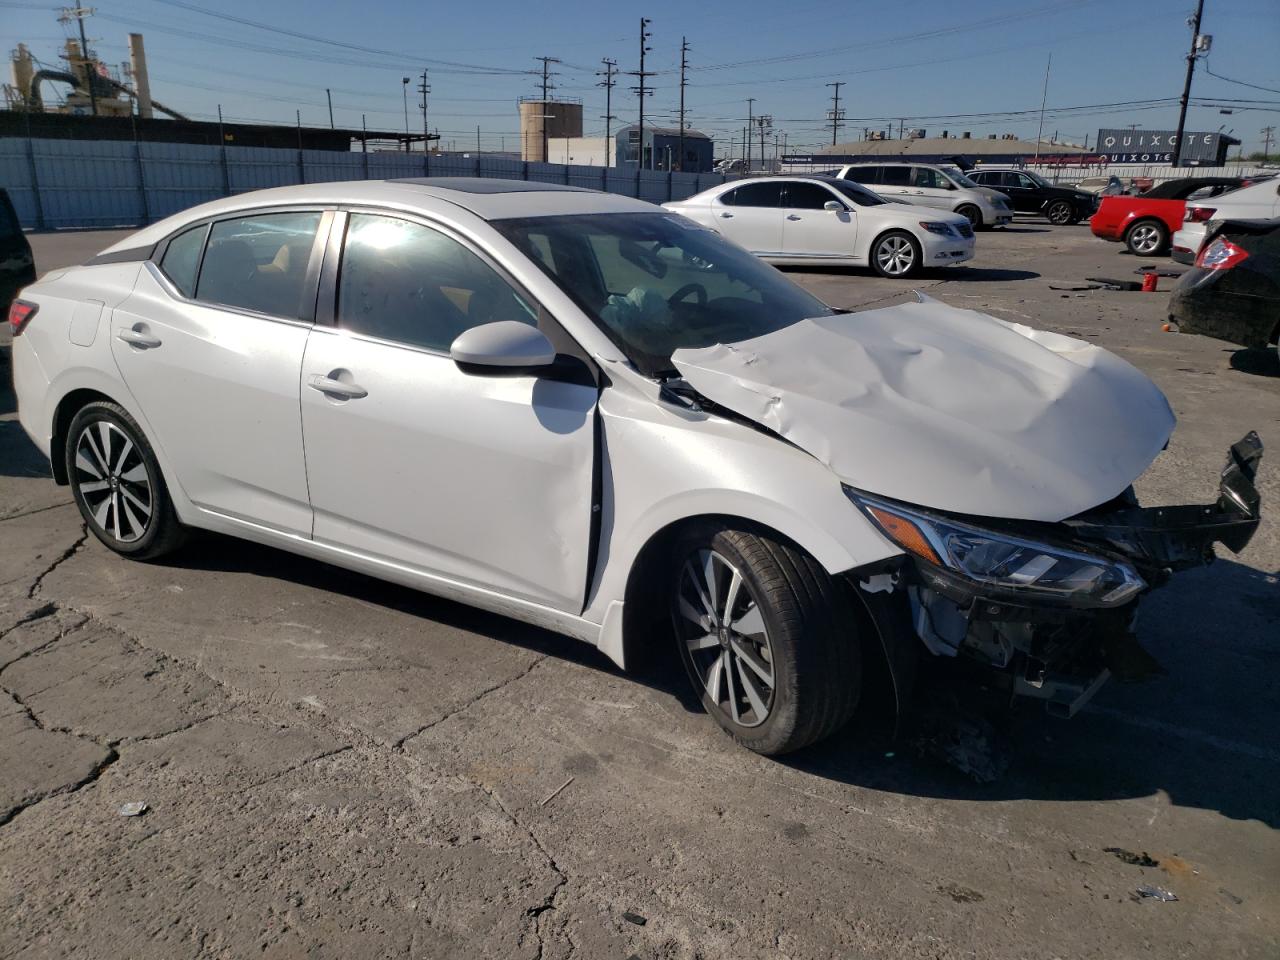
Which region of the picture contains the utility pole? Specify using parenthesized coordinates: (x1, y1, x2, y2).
(326, 88, 334, 129)
(1172, 0, 1208, 167)
(757, 115, 772, 173)
(401, 77, 410, 152)
(627, 19, 654, 169)
(825, 82, 844, 146)
(535, 56, 561, 163)
(598, 58, 618, 166)
(417, 69, 430, 168)
(1263, 125, 1276, 159)
(746, 98, 755, 172)
(1033, 53, 1051, 164)
(678, 37, 690, 172)
(59, 6, 98, 117)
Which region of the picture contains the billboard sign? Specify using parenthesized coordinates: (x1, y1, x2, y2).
(1096, 129, 1223, 164)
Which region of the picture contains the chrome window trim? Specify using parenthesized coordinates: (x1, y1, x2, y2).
(142, 261, 317, 330)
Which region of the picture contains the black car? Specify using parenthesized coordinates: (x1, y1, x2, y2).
(1, 188, 35, 314)
(966, 168, 1095, 224)
(1170, 218, 1279, 351)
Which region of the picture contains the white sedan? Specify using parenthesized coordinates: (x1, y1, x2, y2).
(10, 178, 1263, 756)
(663, 176, 974, 278)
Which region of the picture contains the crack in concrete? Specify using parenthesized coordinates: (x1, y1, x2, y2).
(393, 655, 548, 752)
(27, 522, 88, 600)
(242, 744, 355, 792)
(0, 501, 75, 524)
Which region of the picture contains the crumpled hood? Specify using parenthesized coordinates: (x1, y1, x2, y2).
(671, 297, 1176, 522)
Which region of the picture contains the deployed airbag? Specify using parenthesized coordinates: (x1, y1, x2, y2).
(672, 296, 1175, 522)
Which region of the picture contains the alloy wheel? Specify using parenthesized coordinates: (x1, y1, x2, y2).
(674, 549, 775, 728)
(1130, 224, 1162, 254)
(1047, 201, 1072, 224)
(875, 236, 916, 276)
(73, 420, 153, 543)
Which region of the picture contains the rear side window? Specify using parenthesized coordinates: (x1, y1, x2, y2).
(843, 166, 880, 184)
(159, 224, 207, 298)
(880, 166, 911, 186)
(721, 182, 784, 207)
(196, 212, 322, 319)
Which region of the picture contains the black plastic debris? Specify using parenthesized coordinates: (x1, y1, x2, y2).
(1105, 847, 1159, 868)
(1136, 884, 1178, 902)
(622, 911, 647, 926)
(1086, 277, 1144, 291)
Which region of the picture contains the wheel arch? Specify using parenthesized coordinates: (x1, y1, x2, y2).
(50, 387, 118, 485)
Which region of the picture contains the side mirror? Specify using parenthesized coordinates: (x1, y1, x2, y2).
(823, 200, 845, 212)
(450, 321, 555, 369)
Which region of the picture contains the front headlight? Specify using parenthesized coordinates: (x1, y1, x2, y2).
(918, 221, 956, 237)
(845, 489, 1145, 607)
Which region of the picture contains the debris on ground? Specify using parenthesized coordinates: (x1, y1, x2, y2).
(1135, 266, 1186, 278)
(622, 911, 648, 926)
(117, 801, 148, 817)
(1219, 888, 1244, 905)
(938, 883, 985, 903)
(1085, 277, 1144, 291)
(1135, 885, 1178, 902)
(1048, 283, 1102, 291)
(1105, 847, 1159, 868)
(538, 776, 574, 807)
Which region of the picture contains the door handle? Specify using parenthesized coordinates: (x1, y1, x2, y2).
(720, 211, 734, 218)
(786, 214, 802, 220)
(308, 373, 368, 400)
(913, 190, 925, 195)
(117, 326, 162, 349)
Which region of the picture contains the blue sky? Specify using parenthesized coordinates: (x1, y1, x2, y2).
(4, 0, 1279, 153)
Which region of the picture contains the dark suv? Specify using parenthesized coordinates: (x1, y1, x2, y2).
(1, 189, 35, 313)
(966, 168, 1096, 224)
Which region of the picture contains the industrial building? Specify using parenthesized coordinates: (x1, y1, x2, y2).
(616, 125, 713, 172)
(517, 98, 583, 162)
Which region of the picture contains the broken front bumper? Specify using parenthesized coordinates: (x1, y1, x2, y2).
(858, 433, 1264, 718)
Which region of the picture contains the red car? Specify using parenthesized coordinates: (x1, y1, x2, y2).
(1090, 177, 1248, 256)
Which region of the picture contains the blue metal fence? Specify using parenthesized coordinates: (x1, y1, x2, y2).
(0, 136, 732, 230)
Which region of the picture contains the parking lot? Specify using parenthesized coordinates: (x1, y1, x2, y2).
(2, 221, 1277, 958)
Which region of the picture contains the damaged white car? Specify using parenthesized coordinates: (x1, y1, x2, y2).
(11, 179, 1264, 756)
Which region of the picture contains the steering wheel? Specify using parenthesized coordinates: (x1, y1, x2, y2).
(668, 282, 708, 308)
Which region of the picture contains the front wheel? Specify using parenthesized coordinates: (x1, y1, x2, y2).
(956, 204, 983, 229)
(66, 401, 186, 560)
(1045, 199, 1074, 225)
(870, 230, 922, 278)
(669, 524, 861, 755)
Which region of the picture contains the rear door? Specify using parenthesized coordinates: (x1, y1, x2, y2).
(713, 181, 785, 254)
(876, 165, 915, 203)
(110, 209, 326, 536)
(780, 181, 857, 257)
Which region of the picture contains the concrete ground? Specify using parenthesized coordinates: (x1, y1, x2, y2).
(1, 221, 1278, 959)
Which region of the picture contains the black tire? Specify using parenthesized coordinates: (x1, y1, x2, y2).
(65, 401, 186, 560)
(956, 204, 983, 229)
(669, 523, 861, 756)
(869, 230, 923, 279)
(1125, 218, 1168, 257)
(1045, 199, 1073, 225)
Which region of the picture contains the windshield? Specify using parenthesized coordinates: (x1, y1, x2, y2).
(941, 166, 979, 188)
(493, 212, 833, 377)
(827, 180, 888, 206)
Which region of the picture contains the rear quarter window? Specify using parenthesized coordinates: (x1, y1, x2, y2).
(159, 224, 208, 298)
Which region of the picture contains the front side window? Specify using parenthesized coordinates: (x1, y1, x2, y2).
(721, 182, 784, 208)
(494, 212, 832, 377)
(913, 167, 946, 190)
(1015, 174, 1038, 189)
(337, 213, 536, 353)
(783, 182, 842, 209)
(196, 211, 321, 319)
(159, 224, 207, 299)
(828, 181, 888, 207)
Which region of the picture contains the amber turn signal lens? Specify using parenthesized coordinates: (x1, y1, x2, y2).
(867, 506, 942, 566)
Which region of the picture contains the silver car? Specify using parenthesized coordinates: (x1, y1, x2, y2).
(836, 162, 1013, 229)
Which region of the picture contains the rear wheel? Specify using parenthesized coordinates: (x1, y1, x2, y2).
(670, 524, 861, 755)
(1125, 219, 1168, 256)
(65, 401, 185, 560)
(1045, 199, 1073, 225)
(956, 204, 982, 229)
(870, 230, 922, 278)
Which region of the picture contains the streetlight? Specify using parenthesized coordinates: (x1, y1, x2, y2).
(401, 77, 410, 153)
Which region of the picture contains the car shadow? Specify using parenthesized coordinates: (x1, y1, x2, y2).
(158, 530, 1279, 827)
(1228, 347, 1280, 377)
(943, 266, 1041, 281)
(994, 226, 1052, 234)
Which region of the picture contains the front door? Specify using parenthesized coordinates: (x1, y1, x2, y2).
(780, 181, 858, 257)
(714, 181, 785, 254)
(910, 167, 955, 210)
(110, 210, 326, 536)
(299, 212, 597, 612)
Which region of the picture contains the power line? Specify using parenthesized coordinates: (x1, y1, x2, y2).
(598, 58, 618, 167)
(627, 18, 654, 169)
(534, 56, 561, 162)
(1203, 61, 1280, 96)
(825, 81, 844, 145)
(678, 37, 690, 171)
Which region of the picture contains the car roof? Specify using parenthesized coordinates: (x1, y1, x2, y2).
(98, 178, 655, 255)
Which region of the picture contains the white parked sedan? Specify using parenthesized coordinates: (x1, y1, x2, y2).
(662, 176, 974, 277)
(10, 178, 1263, 757)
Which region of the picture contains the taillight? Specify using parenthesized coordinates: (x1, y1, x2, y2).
(8, 299, 37, 336)
(1195, 237, 1250, 270)
(1187, 207, 1216, 223)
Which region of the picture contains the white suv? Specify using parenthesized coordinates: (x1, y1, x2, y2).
(837, 162, 1013, 229)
